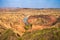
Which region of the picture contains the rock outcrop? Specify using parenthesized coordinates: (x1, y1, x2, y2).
(27, 15, 57, 32)
(0, 8, 60, 37)
(0, 14, 25, 36)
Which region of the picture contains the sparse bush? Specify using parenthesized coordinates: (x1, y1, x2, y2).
(0, 29, 21, 40)
(22, 27, 60, 40)
(24, 24, 32, 30)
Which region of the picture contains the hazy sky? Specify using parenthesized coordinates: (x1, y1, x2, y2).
(0, 0, 60, 8)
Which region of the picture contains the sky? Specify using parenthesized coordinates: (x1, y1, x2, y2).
(0, 0, 60, 8)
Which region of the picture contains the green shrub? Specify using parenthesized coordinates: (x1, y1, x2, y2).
(24, 24, 32, 30)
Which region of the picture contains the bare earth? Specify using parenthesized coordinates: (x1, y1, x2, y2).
(0, 8, 60, 36)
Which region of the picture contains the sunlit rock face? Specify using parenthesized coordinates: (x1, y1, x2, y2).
(0, 14, 25, 36)
(27, 15, 57, 26)
(0, 8, 60, 36)
(27, 15, 57, 32)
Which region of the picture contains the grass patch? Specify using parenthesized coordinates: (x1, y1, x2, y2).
(22, 27, 60, 40)
(0, 29, 21, 40)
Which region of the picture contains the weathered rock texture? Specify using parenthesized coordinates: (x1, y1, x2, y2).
(0, 8, 60, 36)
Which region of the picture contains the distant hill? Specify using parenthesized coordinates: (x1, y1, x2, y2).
(0, 8, 60, 16)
